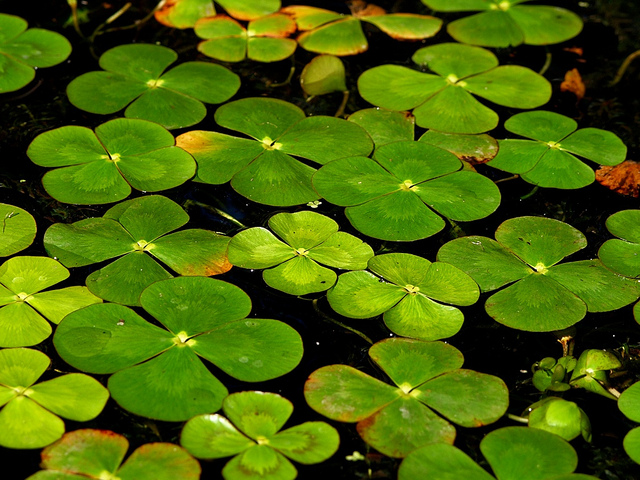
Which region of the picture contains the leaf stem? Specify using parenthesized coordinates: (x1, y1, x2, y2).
(312, 299, 373, 345)
(610, 49, 640, 86)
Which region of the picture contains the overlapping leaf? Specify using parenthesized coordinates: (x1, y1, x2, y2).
(328, 253, 479, 340)
(304, 337, 508, 457)
(176, 97, 373, 206)
(54, 276, 304, 421)
(437, 216, 640, 331)
(44, 195, 231, 306)
(358, 43, 551, 133)
(312, 140, 501, 241)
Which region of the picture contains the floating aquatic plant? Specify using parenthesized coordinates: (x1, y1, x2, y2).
(488, 111, 627, 189)
(437, 216, 640, 331)
(176, 97, 373, 206)
(312, 140, 500, 241)
(358, 42, 551, 133)
(282, 3, 442, 56)
(0, 13, 71, 93)
(328, 253, 479, 340)
(54, 276, 303, 421)
(305, 337, 508, 457)
(44, 195, 231, 306)
(0, 204, 36, 257)
(66, 44, 240, 129)
(228, 210, 374, 295)
(0, 348, 109, 449)
(27, 118, 197, 205)
(27, 429, 201, 480)
(181, 391, 339, 479)
(0, 256, 102, 347)
(420, 0, 583, 47)
(195, 13, 297, 62)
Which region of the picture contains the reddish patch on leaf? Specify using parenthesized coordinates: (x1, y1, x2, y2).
(348, 0, 386, 17)
(596, 160, 640, 197)
(560, 68, 585, 100)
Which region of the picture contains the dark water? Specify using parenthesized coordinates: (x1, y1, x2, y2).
(1, 0, 640, 478)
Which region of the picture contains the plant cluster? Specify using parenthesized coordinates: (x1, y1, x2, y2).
(1, 0, 640, 479)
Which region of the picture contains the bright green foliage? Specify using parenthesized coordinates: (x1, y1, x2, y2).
(176, 97, 373, 206)
(488, 111, 627, 189)
(0, 204, 36, 256)
(53, 276, 303, 421)
(328, 253, 479, 340)
(228, 211, 374, 295)
(358, 43, 551, 133)
(420, 0, 583, 47)
(619, 381, 640, 464)
(27, 118, 196, 205)
(300, 55, 347, 96)
(569, 349, 621, 400)
(438, 216, 640, 331)
(532, 356, 576, 393)
(0, 256, 102, 347)
(66, 44, 240, 129)
(348, 108, 415, 148)
(304, 337, 508, 458)
(419, 130, 498, 165)
(196, 13, 297, 62)
(0, 13, 71, 93)
(526, 397, 591, 442)
(399, 426, 599, 480)
(282, 5, 442, 56)
(43, 195, 231, 306)
(599, 210, 640, 277)
(312, 140, 501, 241)
(0, 348, 109, 449)
(181, 391, 339, 480)
(27, 429, 201, 480)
